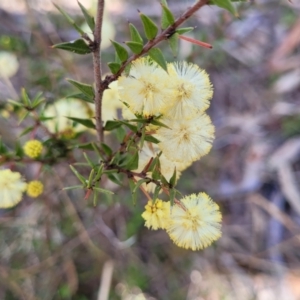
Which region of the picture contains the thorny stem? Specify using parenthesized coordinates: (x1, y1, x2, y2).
(103, 0, 210, 88)
(93, 0, 105, 144)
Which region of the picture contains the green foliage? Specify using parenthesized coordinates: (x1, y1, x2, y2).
(77, 1, 95, 30)
(161, 4, 175, 29)
(52, 39, 92, 55)
(129, 23, 144, 44)
(210, 0, 238, 16)
(125, 41, 143, 54)
(107, 62, 121, 74)
(111, 40, 129, 62)
(148, 48, 168, 71)
(66, 79, 95, 98)
(139, 13, 158, 40)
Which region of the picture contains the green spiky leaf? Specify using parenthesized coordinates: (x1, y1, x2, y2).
(210, 0, 237, 16)
(66, 117, 95, 129)
(107, 62, 121, 74)
(129, 23, 143, 44)
(140, 13, 158, 40)
(161, 4, 175, 29)
(77, 1, 95, 30)
(53, 3, 85, 35)
(148, 48, 167, 71)
(125, 41, 143, 54)
(176, 27, 194, 35)
(104, 120, 122, 131)
(67, 79, 94, 98)
(52, 39, 91, 55)
(111, 40, 129, 62)
(168, 32, 179, 56)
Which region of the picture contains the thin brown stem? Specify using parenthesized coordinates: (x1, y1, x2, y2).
(93, 0, 105, 143)
(104, 0, 209, 88)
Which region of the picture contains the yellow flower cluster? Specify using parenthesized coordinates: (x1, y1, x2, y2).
(0, 169, 27, 208)
(23, 139, 43, 158)
(117, 57, 221, 250)
(141, 193, 222, 251)
(0, 169, 44, 208)
(27, 180, 44, 198)
(118, 58, 215, 192)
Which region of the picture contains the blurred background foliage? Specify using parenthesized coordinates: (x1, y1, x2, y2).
(1, 0, 300, 299)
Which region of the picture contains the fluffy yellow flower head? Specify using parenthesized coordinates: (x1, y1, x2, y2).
(27, 180, 44, 198)
(118, 57, 173, 117)
(92, 80, 123, 124)
(43, 98, 93, 137)
(167, 193, 222, 250)
(142, 199, 170, 230)
(23, 140, 43, 158)
(0, 51, 19, 78)
(165, 62, 213, 119)
(156, 113, 215, 163)
(0, 169, 27, 208)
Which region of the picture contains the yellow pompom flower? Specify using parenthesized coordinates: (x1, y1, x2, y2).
(27, 180, 44, 198)
(167, 193, 222, 250)
(118, 57, 173, 117)
(165, 61, 213, 120)
(43, 98, 93, 137)
(142, 199, 171, 230)
(156, 113, 215, 163)
(0, 169, 27, 208)
(23, 140, 43, 158)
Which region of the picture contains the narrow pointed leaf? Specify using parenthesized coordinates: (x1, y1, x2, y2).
(140, 13, 158, 40)
(161, 5, 175, 29)
(70, 165, 87, 185)
(78, 1, 95, 30)
(168, 32, 179, 56)
(107, 62, 121, 74)
(101, 143, 113, 156)
(104, 120, 122, 131)
(107, 173, 123, 186)
(148, 48, 167, 71)
(75, 142, 94, 150)
(169, 168, 176, 187)
(21, 88, 31, 107)
(67, 93, 94, 103)
(176, 27, 194, 35)
(53, 3, 85, 35)
(63, 185, 83, 190)
(170, 188, 176, 206)
(111, 40, 128, 62)
(210, 0, 237, 16)
(149, 118, 170, 128)
(129, 23, 143, 43)
(125, 151, 139, 170)
(129, 179, 137, 205)
(83, 152, 95, 167)
(67, 117, 95, 129)
(67, 79, 94, 98)
(153, 185, 162, 200)
(93, 187, 114, 195)
(19, 126, 34, 137)
(15, 141, 24, 157)
(125, 41, 143, 54)
(144, 135, 160, 144)
(52, 39, 91, 55)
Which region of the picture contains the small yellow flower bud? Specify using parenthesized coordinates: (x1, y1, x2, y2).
(23, 140, 43, 158)
(27, 180, 44, 198)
